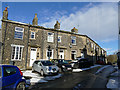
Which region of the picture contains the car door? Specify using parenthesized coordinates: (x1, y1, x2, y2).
(0, 66, 2, 89)
(36, 62, 42, 72)
(33, 61, 39, 71)
(2, 66, 20, 88)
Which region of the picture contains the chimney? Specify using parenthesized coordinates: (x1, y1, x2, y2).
(2, 7, 8, 20)
(71, 27, 78, 33)
(54, 21, 60, 30)
(32, 13, 38, 26)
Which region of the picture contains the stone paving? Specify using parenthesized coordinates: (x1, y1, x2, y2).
(107, 66, 120, 89)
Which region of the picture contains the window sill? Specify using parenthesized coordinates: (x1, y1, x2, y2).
(47, 42, 54, 43)
(72, 44, 77, 46)
(30, 38, 36, 40)
(11, 60, 22, 61)
(14, 38, 23, 40)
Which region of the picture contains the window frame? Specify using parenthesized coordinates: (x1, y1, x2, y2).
(30, 31, 35, 39)
(11, 44, 24, 61)
(58, 36, 61, 42)
(47, 32, 54, 42)
(71, 36, 76, 45)
(14, 27, 24, 40)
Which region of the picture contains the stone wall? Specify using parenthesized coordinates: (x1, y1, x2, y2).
(1, 20, 106, 68)
(2, 21, 29, 68)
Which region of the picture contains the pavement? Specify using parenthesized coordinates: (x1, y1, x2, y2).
(106, 66, 120, 89)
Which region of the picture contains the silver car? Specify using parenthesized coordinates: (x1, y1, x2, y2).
(32, 60, 59, 76)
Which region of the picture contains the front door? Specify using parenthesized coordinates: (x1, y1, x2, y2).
(81, 52, 84, 58)
(30, 48, 37, 67)
(59, 49, 64, 59)
(46, 49, 54, 60)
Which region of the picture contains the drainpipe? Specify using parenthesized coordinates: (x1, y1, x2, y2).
(2, 21, 7, 64)
(25, 23, 30, 70)
(41, 30, 44, 59)
(57, 30, 58, 59)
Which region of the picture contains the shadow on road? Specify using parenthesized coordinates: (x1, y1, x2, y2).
(27, 65, 115, 89)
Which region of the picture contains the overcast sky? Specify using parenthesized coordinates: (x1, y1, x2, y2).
(0, 1, 119, 55)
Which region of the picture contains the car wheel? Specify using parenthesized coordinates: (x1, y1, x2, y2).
(56, 71, 59, 75)
(62, 68, 67, 72)
(16, 82, 25, 90)
(74, 63, 79, 69)
(40, 70, 44, 76)
(59, 68, 62, 72)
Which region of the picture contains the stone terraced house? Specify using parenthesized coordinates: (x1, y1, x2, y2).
(1, 7, 106, 69)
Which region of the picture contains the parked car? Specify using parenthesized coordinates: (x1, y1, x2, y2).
(52, 59, 73, 72)
(32, 60, 59, 76)
(65, 60, 72, 64)
(78, 58, 92, 68)
(107, 62, 112, 65)
(70, 60, 79, 69)
(96, 60, 106, 65)
(0, 64, 26, 90)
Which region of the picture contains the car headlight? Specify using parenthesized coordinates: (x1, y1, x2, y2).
(62, 65, 65, 68)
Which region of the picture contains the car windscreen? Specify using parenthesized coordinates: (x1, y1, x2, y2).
(58, 60, 68, 64)
(41, 61, 54, 66)
(79, 59, 88, 62)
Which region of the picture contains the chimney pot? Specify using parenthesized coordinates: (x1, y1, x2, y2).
(32, 13, 38, 26)
(54, 21, 60, 30)
(5, 7, 7, 11)
(71, 27, 78, 33)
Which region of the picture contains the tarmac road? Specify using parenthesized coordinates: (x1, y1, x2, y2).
(28, 65, 116, 89)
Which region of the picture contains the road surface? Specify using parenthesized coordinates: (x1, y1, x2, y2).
(28, 65, 115, 89)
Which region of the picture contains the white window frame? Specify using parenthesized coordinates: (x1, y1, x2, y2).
(71, 50, 77, 60)
(93, 44, 95, 50)
(90, 42, 92, 48)
(30, 31, 35, 39)
(71, 36, 76, 45)
(14, 27, 24, 39)
(102, 50, 104, 55)
(87, 39, 89, 45)
(91, 43, 93, 48)
(47, 32, 54, 42)
(58, 36, 61, 42)
(59, 49, 64, 59)
(11, 44, 24, 61)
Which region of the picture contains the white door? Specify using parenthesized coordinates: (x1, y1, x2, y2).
(59, 49, 64, 59)
(81, 52, 84, 58)
(30, 48, 37, 67)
